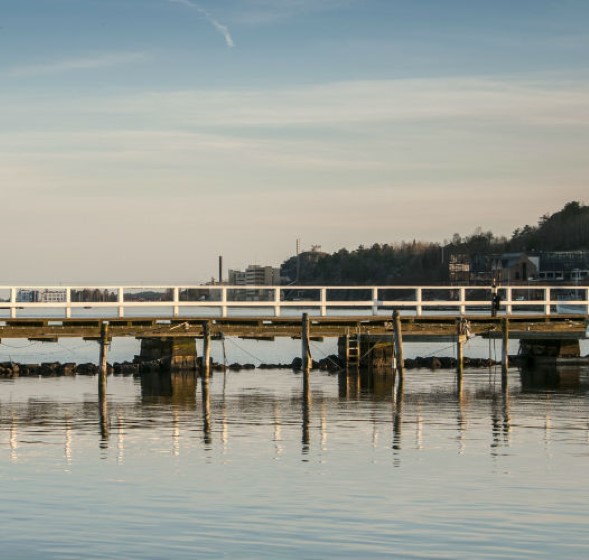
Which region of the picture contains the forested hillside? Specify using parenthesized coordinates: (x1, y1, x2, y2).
(280, 201, 589, 285)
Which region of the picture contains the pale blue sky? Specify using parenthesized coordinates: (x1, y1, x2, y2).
(2, 0, 588, 282)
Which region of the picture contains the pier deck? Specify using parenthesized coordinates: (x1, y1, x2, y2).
(0, 314, 586, 342)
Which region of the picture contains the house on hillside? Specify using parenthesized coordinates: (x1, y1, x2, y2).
(537, 251, 589, 282)
(469, 252, 539, 283)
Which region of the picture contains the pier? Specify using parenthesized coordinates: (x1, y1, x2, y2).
(0, 283, 587, 374)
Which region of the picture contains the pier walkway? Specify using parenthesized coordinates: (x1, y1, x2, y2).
(0, 284, 587, 341)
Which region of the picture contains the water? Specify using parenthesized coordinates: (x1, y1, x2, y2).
(1, 335, 589, 559)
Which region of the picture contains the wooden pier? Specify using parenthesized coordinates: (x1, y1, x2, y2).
(0, 313, 586, 341)
(1, 283, 587, 374)
(0, 313, 586, 374)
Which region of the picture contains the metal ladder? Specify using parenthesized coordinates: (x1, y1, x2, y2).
(346, 328, 361, 367)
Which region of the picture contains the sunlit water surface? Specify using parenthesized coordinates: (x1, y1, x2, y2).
(1, 339, 589, 559)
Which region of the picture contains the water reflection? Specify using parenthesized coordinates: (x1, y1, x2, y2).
(141, 371, 197, 406)
(490, 390, 511, 458)
(302, 371, 311, 454)
(338, 368, 394, 400)
(201, 373, 212, 447)
(2, 365, 589, 462)
(98, 373, 108, 447)
(392, 373, 404, 456)
(520, 364, 589, 393)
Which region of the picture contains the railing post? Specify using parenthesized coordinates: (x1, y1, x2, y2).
(274, 287, 281, 317)
(416, 288, 422, 317)
(505, 287, 512, 315)
(586, 288, 589, 316)
(10, 288, 16, 319)
(459, 287, 466, 315)
(65, 288, 72, 319)
(372, 287, 378, 316)
(118, 287, 125, 318)
(221, 287, 228, 318)
(320, 288, 327, 317)
(173, 287, 180, 318)
(544, 287, 551, 316)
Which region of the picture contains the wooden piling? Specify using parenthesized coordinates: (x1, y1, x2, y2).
(392, 311, 404, 377)
(302, 313, 312, 372)
(456, 319, 464, 377)
(99, 321, 109, 380)
(202, 321, 211, 377)
(501, 317, 509, 375)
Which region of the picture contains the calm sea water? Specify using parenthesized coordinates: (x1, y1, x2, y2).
(1, 338, 589, 559)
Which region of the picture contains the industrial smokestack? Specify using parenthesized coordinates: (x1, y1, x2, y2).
(218, 256, 223, 284)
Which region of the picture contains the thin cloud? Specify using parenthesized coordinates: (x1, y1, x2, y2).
(233, 0, 357, 25)
(167, 0, 235, 48)
(7, 52, 147, 78)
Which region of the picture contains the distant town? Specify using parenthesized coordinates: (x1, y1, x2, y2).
(9, 201, 588, 306)
(226, 200, 589, 288)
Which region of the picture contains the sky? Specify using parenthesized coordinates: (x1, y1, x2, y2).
(1, 0, 589, 284)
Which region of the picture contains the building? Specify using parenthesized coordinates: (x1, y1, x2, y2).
(228, 265, 281, 300)
(469, 252, 540, 283)
(228, 265, 280, 286)
(448, 254, 470, 284)
(468, 250, 589, 284)
(536, 251, 589, 282)
(17, 289, 67, 303)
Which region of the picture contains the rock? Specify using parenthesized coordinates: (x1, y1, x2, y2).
(59, 363, 77, 376)
(77, 363, 98, 376)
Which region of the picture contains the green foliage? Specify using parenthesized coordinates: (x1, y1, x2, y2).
(508, 200, 589, 251)
(280, 201, 589, 285)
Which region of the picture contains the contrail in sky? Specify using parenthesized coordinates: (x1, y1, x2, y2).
(166, 0, 235, 48)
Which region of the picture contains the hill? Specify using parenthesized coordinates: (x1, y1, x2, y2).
(280, 201, 589, 285)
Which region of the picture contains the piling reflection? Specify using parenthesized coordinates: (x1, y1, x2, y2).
(201, 373, 212, 446)
(392, 373, 404, 456)
(456, 375, 468, 454)
(98, 373, 109, 447)
(2, 365, 589, 461)
(490, 389, 511, 457)
(302, 371, 311, 454)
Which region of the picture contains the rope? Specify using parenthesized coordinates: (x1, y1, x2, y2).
(308, 340, 342, 369)
(224, 336, 265, 365)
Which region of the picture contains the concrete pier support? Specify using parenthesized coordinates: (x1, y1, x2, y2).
(518, 338, 581, 363)
(136, 337, 198, 371)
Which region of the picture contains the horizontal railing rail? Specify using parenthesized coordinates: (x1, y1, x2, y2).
(0, 285, 587, 319)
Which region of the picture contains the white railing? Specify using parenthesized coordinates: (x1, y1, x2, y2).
(0, 285, 588, 319)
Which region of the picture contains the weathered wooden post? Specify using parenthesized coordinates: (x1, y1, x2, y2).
(456, 318, 464, 377)
(501, 317, 509, 376)
(202, 320, 211, 377)
(302, 313, 312, 372)
(99, 321, 110, 380)
(344, 331, 350, 366)
(392, 311, 404, 377)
